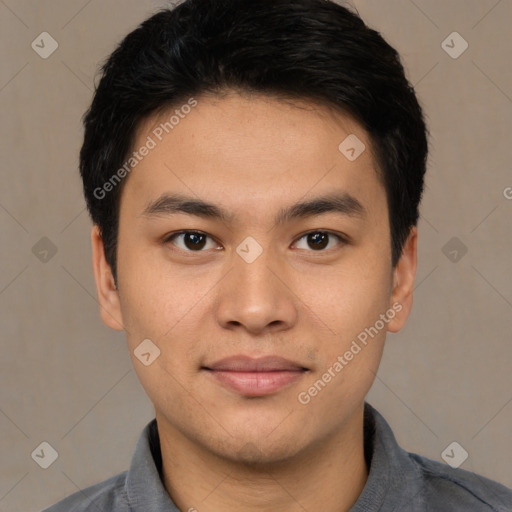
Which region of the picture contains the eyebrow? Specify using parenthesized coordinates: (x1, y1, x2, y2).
(140, 192, 366, 225)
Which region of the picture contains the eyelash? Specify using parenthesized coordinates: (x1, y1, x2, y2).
(162, 230, 349, 253)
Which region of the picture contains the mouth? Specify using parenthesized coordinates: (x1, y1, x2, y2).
(202, 355, 309, 397)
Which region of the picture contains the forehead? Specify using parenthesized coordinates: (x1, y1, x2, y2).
(121, 91, 386, 224)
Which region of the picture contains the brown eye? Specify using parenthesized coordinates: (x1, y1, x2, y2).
(165, 231, 218, 251)
(307, 232, 329, 250)
(294, 231, 346, 251)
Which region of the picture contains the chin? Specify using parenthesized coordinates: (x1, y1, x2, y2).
(208, 426, 310, 468)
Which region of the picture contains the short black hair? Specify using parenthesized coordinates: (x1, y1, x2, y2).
(80, 0, 429, 282)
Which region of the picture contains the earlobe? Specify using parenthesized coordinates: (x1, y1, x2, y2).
(387, 226, 418, 334)
(91, 225, 125, 331)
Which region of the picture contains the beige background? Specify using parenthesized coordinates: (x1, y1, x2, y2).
(0, 1, 511, 510)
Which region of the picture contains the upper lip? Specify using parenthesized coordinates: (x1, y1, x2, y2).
(204, 355, 308, 372)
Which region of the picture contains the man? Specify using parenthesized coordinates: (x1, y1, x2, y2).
(45, 0, 512, 510)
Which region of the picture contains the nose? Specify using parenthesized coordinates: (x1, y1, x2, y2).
(215, 242, 298, 335)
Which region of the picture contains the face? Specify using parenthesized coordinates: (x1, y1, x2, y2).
(92, 91, 417, 464)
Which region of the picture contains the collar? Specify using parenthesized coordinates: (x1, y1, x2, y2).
(124, 402, 424, 511)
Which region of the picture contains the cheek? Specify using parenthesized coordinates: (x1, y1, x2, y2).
(123, 303, 203, 415)
(131, 359, 195, 433)
(300, 258, 391, 342)
(117, 243, 200, 339)
(117, 254, 213, 383)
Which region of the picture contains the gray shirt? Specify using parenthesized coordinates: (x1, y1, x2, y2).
(43, 403, 512, 511)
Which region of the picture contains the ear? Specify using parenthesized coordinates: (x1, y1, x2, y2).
(91, 225, 124, 331)
(386, 226, 418, 333)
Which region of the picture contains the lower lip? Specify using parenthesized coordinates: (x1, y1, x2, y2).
(205, 369, 306, 396)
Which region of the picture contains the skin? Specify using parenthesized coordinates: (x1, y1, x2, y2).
(92, 91, 417, 512)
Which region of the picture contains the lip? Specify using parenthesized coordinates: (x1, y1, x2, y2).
(205, 355, 308, 372)
(203, 355, 309, 397)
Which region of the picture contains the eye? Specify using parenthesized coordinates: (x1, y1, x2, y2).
(163, 230, 347, 253)
(293, 231, 347, 251)
(164, 231, 220, 252)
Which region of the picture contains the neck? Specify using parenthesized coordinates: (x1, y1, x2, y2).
(156, 403, 368, 512)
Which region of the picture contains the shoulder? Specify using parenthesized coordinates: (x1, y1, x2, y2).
(363, 403, 512, 511)
(409, 452, 512, 511)
(41, 471, 130, 512)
